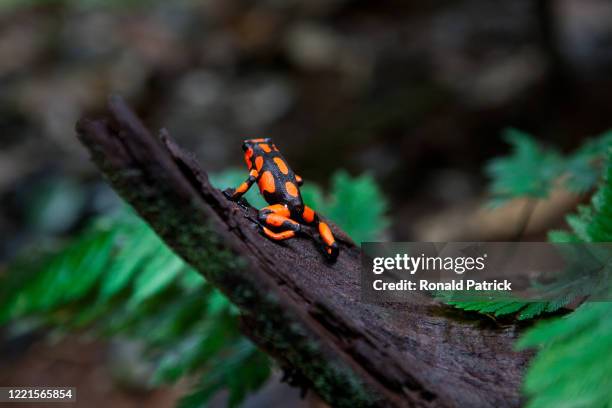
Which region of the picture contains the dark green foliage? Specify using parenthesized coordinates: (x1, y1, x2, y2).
(439, 296, 552, 321)
(0, 208, 259, 408)
(517, 302, 612, 408)
(301, 170, 389, 242)
(446, 134, 611, 320)
(487, 129, 564, 207)
(0, 169, 388, 407)
(450, 140, 612, 407)
(486, 129, 612, 206)
(439, 241, 610, 320)
(550, 145, 612, 243)
(563, 131, 612, 194)
(515, 150, 612, 408)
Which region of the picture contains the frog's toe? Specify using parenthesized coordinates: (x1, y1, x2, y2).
(222, 188, 236, 200)
(324, 242, 339, 261)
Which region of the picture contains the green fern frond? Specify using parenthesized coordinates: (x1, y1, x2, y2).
(585, 150, 612, 242)
(0, 205, 260, 406)
(440, 144, 612, 408)
(486, 129, 611, 206)
(515, 150, 612, 408)
(437, 291, 553, 321)
(324, 171, 389, 242)
(445, 142, 611, 321)
(517, 302, 612, 408)
(564, 131, 612, 194)
(486, 129, 564, 206)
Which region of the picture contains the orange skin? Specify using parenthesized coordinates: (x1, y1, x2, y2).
(223, 138, 339, 260)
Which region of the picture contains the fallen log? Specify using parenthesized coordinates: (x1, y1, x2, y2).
(75, 96, 530, 408)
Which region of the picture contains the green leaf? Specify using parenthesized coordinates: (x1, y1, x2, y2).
(325, 170, 389, 242)
(442, 297, 556, 321)
(517, 302, 612, 408)
(516, 150, 612, 407)
(299, 183, 326, 214)
(127, 247, 184, 308)
(486, 129, 611, 206)
(486, 129, 564, 206)
(58, 229, 116, 303)
(98, 225, 160, 300)
(445, 143, 612, 325)
(585, 151, 612, 242)
(564, 131, 612, 194)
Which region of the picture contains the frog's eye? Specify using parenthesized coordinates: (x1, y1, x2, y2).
(242, 142, 249, 151)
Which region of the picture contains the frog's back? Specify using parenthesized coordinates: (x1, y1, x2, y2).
(256, 145, 303, 207)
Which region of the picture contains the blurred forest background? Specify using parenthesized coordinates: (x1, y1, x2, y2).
(1, 0, 612, 406)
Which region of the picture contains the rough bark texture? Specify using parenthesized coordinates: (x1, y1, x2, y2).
(75, 96, 531, 408)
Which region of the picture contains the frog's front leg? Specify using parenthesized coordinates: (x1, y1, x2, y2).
(223, 169, 258, 201)
(257, 204, 301, 240)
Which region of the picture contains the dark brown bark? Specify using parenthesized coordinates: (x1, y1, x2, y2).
(75, 96, 530, 408)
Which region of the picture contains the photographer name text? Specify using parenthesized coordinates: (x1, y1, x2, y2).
(372, 279, 512, 291)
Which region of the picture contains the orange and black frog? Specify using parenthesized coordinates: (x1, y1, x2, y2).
(223, 138, 339, 261)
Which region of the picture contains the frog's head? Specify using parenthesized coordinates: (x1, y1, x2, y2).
(242, 138, 275, 169)
(242, 138, 274, 152)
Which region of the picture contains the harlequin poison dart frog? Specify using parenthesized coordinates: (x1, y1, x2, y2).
(223, 138, 339, 261)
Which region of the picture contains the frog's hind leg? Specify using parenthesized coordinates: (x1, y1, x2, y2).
(258, 204, 301, 241)
(261, 227, 296, 240)
(300, 206, 339, 260)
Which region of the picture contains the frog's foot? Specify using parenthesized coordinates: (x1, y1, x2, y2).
(235, 197, 251, 211)
(323, 241, 339, 261)
(222, 187, 236, 200)
(318, 221, 339, 261)
(258, 205, 301, 241)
